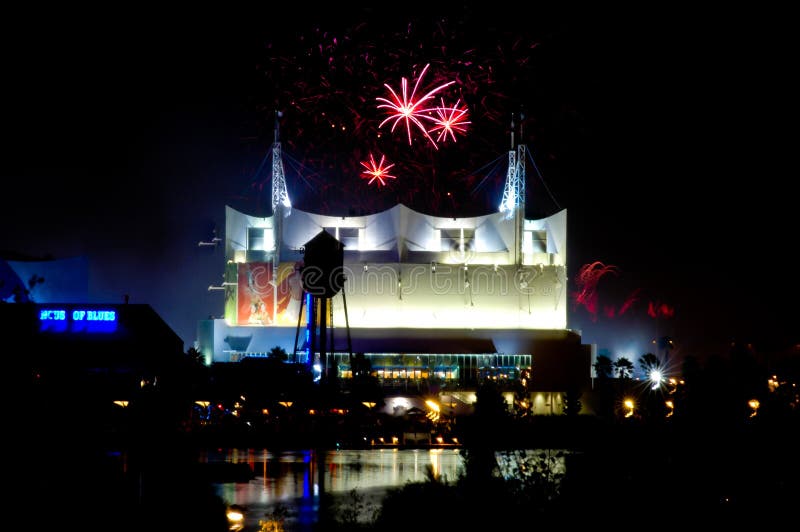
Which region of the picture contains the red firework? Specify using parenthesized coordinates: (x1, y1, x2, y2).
(253, 12, 548, 216)
(573, 263, 675, 322)
(376, 63, 456, 149)
(572, 261, 620, 320)
(360, 153, 396, 187)
(647, 301, 675, 319)
(429, 98, 471, 143)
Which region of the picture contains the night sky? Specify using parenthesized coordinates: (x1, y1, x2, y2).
(2, 5, 795, 361)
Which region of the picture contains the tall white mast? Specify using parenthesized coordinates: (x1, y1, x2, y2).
(271, 110, 291, 215)
(499, 114, 526, 218)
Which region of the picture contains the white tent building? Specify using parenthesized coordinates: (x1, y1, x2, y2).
(197, 141, 593, 414)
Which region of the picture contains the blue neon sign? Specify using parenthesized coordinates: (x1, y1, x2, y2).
(39, 309, 67, 321)
(39, 308, 118, 333)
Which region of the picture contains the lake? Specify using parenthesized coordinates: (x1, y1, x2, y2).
(201, 447, 467, 531)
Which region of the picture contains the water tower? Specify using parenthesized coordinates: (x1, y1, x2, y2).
(294, 230, 351, 383)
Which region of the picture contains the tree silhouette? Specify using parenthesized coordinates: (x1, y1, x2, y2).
(349, 353, 383, 407)
(613, 357, 634, 379)
(589, 354, 615, 419)
(593, 354, 614, 379)
(268, 345, 289, 361)
(186, 346, 205, 366)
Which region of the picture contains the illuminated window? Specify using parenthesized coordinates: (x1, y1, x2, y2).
(323, 226, 359, 249)
(441, 228, 474, 260)
(340, 227, 359, 248)
(523, 230, 547, 253)
(248, 227, 265, 250)
(247, 226, 274, 251)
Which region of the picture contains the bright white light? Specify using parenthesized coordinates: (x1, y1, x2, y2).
(387, 396, 411, 410)
(499, 192, 516, 215)
(649, 369, 664, 389)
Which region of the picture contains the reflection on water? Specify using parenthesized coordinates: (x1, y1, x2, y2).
(201, 448, 465, 531)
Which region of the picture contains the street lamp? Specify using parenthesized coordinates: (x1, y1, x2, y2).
(623, 398, 635, 418)
(425, 399, 440, 423)
(748, 399, 760, 418)
(226, 505, 245, 531)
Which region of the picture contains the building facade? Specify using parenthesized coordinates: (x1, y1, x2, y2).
(198, 196, 592, 413)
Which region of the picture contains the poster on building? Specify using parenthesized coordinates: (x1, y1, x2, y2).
(274, 261, 305, 325)
(237, 262, 274, 325)
(237, 261, 305, 326)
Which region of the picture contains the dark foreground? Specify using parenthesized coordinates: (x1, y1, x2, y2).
(17, 411, 799, 531)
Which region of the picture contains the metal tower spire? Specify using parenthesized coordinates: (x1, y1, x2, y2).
(499, 114, 526, 219)
(271, 110, 291, 215)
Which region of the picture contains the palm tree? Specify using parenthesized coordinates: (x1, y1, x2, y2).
(593, 355, 614, 379)
(268, 346, 289, 361)
(186, 346, 205, 366)
(613, 357, 634, 380)
(591, 354, 616, 419)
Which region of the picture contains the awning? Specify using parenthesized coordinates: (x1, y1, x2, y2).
(318, 335, 497, 354)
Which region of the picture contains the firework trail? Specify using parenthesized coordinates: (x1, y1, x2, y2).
(647, 301, 675, 319)
(573, 263, 675, 322)
(618, 287, 641, 316)
(572, 261, 619, 321)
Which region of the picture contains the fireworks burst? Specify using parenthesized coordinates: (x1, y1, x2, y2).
(360, 153, 396, 187)
(429, 98, 471, 143)
(247, 8, 566, 217)
(376, 63, 456, 149)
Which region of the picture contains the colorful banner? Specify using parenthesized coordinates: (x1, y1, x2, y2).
(236, 261, 305, 326)
(237, 262, 274, 325)
(274, 261, 305, 325)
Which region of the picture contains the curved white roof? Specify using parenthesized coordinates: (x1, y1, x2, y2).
(226, 203, 566, 267)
